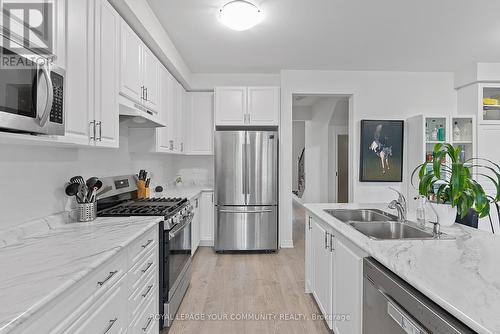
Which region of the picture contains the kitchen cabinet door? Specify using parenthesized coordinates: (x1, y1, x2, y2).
(62, 0, 93, 146)
(142, 47, 160, 114)
(333, 238, 363, 334)
(94, 0, 119, 148)
(215, 87, 247, 125)
(312, 218, 333, 330)
(173, 81, 185, 153)
(200, 192, 214, 246)
(187, 92, 214, 155)
(191, 196, 201, 255)
(305, 215, 314, 293)
(247, 87, 280, 125)
(120, 20, 143, 104)
(157, 66, 173, 152)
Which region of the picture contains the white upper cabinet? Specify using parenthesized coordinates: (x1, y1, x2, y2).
(119, 21, 143, 104)
(93, 0, 120, 148)
(119, 19, 161, 116)
(63, 0, 93, 146)
(186, 92, 214, 155)
(215, 87, 247, 125)
(142, 48, 160, 113)
(247, 87, 280, 125)
(215, 86, 280, 126)
(62, 0, 119, 148)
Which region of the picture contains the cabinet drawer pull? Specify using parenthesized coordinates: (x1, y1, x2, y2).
(142, 315, 153, 332)
(141, 262, 153, 274)
(103, 317, 117, 334)
(141, 239, 153, 249)
(97, 271, 118, 287)
(324, 231, 329, 249)
(142, 284, 154, 298)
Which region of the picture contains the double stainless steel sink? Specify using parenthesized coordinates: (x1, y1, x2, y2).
(324, 209, 451, 240)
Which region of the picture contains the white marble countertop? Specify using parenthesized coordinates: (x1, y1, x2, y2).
(161, 185, 213, 200)
(304, 202, 500, 334)
(0, 216, 162, 333)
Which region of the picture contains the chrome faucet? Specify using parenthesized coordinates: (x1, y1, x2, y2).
(388, 187, 407, 222)
(426, 200, 441, 238)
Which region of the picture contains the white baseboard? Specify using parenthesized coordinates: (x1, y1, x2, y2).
(199, 239, 214, 247)
(280, 239, 294, 248)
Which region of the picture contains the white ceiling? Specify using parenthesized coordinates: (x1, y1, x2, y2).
(147, 0, 500, 73)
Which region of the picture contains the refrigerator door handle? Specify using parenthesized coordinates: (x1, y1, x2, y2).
(219, 209, 273, 214)
(242, 142, 247, 201)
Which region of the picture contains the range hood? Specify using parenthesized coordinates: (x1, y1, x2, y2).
(119, 95, 166, 128)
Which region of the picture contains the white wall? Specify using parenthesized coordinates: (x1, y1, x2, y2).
(0, 124, 181, 230)
(292, 121, 305, 191)
(279, 70, 456, 247)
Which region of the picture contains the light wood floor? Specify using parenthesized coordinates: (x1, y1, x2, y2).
(163, 203, 330, 334)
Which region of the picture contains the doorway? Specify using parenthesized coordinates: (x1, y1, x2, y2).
(291, 94, 350, 204)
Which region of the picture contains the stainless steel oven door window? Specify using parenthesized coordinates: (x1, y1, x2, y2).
(0, 36, 60, 134)
(168, 215, 192, 297)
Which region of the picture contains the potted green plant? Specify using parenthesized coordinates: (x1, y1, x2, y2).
(411, 143, 499, 226)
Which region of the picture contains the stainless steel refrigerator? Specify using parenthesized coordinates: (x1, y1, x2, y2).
(215, 130, 278, 251)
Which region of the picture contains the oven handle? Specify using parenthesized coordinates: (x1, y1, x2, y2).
(169, 215, 193, 240)
(38, 65, 54, 127)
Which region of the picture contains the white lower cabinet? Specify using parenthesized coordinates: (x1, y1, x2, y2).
(311, 217, 334, 330)
(191, 195, 201, 255)
(200, 191, 215, 246)
(63, 276, 127, 334)
(12, 225, 160, 334)
(306, 212, 366, 334)
(332, 236, 365, 334)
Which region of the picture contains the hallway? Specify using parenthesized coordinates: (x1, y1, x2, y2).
(165, 202, 329, 334)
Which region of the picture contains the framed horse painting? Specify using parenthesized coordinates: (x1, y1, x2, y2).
(359, 120, 404, 182)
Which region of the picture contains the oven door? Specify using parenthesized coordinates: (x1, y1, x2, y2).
(168, 214, 192, 298)
(0, 35, 63, 135)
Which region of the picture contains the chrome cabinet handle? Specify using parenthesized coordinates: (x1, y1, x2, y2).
(308, 216, 312, 230)
(97, 270, 118, 287)
(141, 239, 153, 249)
(142, 316, 153, 332)
(142, 284, 153, 298)
(90, 120, 96, 140)
(103, 317, 118, 334)
(144, 87, 148, 101)
(141, 85, 145, 100)
(330, 234, 334, 252)
(141, 262, 153, 274)
(324, 231, 329, 249)
(96, 121, 102, 141)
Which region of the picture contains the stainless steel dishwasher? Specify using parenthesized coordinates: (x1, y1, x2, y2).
(363, 258, 475, 334)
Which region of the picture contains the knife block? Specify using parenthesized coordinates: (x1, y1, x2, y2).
(136, 181, 150, 199)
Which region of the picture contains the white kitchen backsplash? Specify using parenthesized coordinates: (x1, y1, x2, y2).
(0, 124, 213, 230)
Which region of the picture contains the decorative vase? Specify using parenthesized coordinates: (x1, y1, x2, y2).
(429, 203, 457, 227)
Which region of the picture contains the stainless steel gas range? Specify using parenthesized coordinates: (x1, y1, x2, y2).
(97, 175, 193, 329)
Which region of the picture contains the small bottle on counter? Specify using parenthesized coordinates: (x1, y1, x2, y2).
(416, 196, 427, 229)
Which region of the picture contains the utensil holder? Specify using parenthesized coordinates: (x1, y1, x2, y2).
(77, 202, 97, 222)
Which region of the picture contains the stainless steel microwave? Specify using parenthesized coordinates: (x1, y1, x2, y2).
(0, 34, 65, 135)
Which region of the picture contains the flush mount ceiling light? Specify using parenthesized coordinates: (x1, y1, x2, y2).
(219, 0, 263, 31)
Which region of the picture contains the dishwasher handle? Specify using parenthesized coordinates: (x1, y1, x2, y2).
(366, 273, 429, 334)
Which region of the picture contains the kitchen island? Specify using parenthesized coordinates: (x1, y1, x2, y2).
(305, 202, 500, 334)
